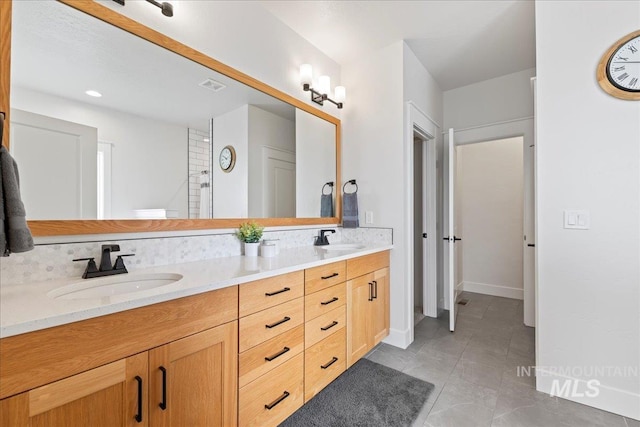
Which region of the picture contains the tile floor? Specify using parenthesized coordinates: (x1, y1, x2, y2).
(364, 291, 638, 427)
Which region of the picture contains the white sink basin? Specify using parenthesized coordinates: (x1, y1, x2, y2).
(320, 244, 366, 251)
(48, 273, 183, 300)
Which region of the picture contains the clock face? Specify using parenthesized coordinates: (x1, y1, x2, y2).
(219, 146, 235, 172)
(606, 35, 640, 92)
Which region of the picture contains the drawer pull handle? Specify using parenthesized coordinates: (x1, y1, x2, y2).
(265, 347, 290, 361)
(159, 366, 167, 410)
(321, 321, 339, 331)
(265, 391, 290, 410)
(321, 272, 339, 280)
(265, 287, 290, 297)
(320, 297, 339, 306)
(321, 357, 339, 369)
(368, 282, 373, 301)
(372, 280, 378, 299)
(266, 316, 291, 329)
(134, 375, 143, 423)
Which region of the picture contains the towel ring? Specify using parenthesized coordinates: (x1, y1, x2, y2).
(343, 179, 358, 194)
(322, 182, 334, 195)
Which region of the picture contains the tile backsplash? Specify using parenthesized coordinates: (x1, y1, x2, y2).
(0, 227, 392, 287)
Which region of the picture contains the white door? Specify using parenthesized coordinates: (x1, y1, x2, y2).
(524, 77, 538, 327)
(10, 109, 98, 220)
(447, 128, 460, 332)
(263, 147, 296, 217)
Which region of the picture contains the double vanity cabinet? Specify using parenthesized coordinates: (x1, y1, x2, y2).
(0, 250, 389, 427)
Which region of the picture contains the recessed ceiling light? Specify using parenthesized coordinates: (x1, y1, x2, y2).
(85, 90, 102, 98)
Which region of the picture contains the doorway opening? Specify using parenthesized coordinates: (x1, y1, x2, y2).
(444, 133, 532, 332)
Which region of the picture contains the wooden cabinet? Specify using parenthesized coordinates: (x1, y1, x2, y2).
(149, 322, 238, 427)
(0, 353, 148, 427)
(0, 250, 390, 426)
(0, 287, 238, 427)
(238, 276, 305, 427)
(346, 251, 390, 367)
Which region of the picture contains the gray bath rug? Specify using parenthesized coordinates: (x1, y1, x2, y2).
(279, 358, 434, 427)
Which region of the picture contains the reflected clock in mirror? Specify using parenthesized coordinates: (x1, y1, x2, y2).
(9, 0, 337, 221)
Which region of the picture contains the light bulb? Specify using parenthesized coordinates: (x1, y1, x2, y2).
(334, 86, 346, 103)
(300, 64, 313, 86)
(318, 75, 331, 95)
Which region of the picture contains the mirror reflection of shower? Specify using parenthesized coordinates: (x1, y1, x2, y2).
(188, 128, 213, 219)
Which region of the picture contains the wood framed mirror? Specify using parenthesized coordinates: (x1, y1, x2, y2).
(0, 0, 341, 236)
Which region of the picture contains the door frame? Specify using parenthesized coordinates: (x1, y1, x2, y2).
(404, 101, 439, 345)
(444, 116, 535, 327)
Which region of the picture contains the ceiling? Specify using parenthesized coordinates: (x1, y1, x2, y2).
(259, 0, 536, 91)
(11, 1, 294, 132)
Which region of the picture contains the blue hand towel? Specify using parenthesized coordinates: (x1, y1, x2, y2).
(321, 193, 333, 217)
(0, 138, 34, 256)
(343, 192, 359, 228)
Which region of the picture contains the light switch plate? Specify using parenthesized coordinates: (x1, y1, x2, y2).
(365, 211, 374, 224)
(564, 210, 590, 230)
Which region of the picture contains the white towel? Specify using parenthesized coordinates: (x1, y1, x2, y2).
(199, 173, 210, 219)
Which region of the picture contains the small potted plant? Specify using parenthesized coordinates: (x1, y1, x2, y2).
(236, 221, 264, 257)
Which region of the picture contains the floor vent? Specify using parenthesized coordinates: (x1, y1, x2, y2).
(457, 299, 469, 306)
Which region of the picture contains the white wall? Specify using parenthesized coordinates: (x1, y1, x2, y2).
(536, 0, 640, 419)
(457, 137, 524, 299)
(212, 105, 248, 218)
(342, 41, 443, 347)
(295, 108, 336, 218)
(444, 67, 536, 129)
(248, 105, 295, 217)
(12, 86, 187, 219)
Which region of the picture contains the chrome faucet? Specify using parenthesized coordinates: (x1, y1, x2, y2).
(73, 244, 135, 279)
(314, 229, 336, 246)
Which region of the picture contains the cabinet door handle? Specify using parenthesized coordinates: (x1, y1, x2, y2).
(134, 375, 143, 423)
(321, 272, 339, 280)
(320, 297, 339, 306)
(265, 347, 290, 361)
(159, 366, 167, 410)
(368, 282, 373, 301)
(265, 316, 291, 329)
(265, 391, 290, 410)
(372, 280, 378, 299)
(265, 287, 290, 297)
(321, 357, 339, 369)
(321, 320, 339, 331)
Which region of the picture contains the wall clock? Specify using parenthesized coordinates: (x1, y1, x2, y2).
(219, 145, 236, 173)
(597, 29, 640, 100)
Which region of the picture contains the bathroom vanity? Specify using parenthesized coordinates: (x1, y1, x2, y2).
(0, 247, 390, 426)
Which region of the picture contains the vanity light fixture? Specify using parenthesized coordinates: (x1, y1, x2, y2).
(300, 64, 345, 109)
(85, 90, 102, 98)
(111, 0, 174, 18)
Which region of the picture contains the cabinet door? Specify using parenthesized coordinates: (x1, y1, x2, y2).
(149, 321, 238, 427)
(346, 273, 373, 367)
(0, 353, 147, 427)
(370, 267, 390, 346)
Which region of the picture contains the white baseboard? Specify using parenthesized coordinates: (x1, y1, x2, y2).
(383, 327, 412, 349)
(461, 281, 523, 300)
(537, 368, 640, 420)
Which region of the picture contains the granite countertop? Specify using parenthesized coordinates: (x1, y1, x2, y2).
(0, 243, 393, 338)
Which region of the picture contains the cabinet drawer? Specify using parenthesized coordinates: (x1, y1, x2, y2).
(346, 251, 390, 280)
(305, 282, 346, 321)
(239, 352, 304, 427)
(239, 298, 304, 352)
(240, 271, 304, 317)
(305, 261, 346, 294)
(305, 305, 346, 349)
(304, 328, 346, 402)
(239, 325, 304, 388)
